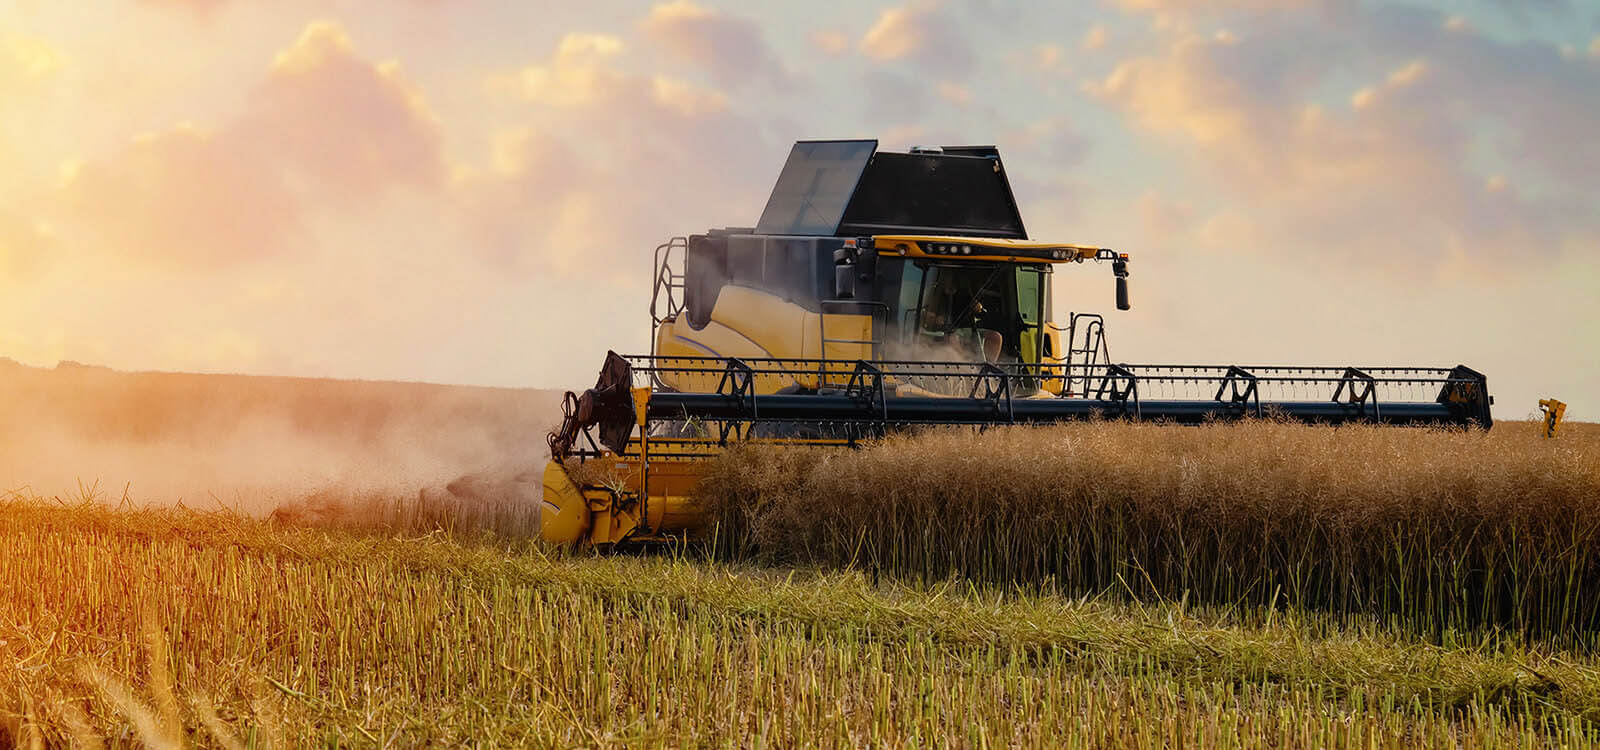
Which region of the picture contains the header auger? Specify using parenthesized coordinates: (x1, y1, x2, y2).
(541, 139, 1493, 547)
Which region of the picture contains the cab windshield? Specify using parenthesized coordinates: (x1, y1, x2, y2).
(886, 261, 1047, 364)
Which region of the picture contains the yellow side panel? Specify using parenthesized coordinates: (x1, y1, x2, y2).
(801, 313, 820, 359)
(655, 286, 831, 392)
(657, 318, 768, 359)
(712, 286, 810, 360)
(1040, 324, 1066, 395)
(540, 461, 591, 545)
(643, 459, 706, 534)
(1019, 329, 1038, 363)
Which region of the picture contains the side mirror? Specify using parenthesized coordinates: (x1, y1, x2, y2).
(833, 246, 856, 299)
(855, 246, 878, 284)
(1113, 259, 1130, 311)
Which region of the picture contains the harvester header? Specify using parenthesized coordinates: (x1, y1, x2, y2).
(541, 139, 1494, 548)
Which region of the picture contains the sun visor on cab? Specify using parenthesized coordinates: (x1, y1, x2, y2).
(754, 139, 1028, 240)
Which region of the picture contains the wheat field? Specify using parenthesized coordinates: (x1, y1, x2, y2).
(4, 495, 1600, 747)
(4, 418, 1599, 746)
(700, 419, 1600, 644)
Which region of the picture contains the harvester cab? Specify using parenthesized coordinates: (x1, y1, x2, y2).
(542, 139, 1494, 548)
(648, 140, 1127, 398)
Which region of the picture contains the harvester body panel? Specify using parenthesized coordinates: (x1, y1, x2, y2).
(652, 285, 873, 392)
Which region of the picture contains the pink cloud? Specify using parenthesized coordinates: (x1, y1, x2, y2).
(57, 125, 303, 267)
(641, 1, 793, 89)
(246, 21, 446, 200)
(136, 0, 226, 14)
(46, 21, 445, 268)
(1088, 8, 1600, 268)
(467, 31, 774, 276)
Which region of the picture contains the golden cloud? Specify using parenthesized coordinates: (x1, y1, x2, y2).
(861, 5, 926, 61)
(0, 208, 50, 279)
(41, 21, 445, 268)
(859, 2, 973, 77)
(464, 29, 768, 277)
(2, 35, 65, 80)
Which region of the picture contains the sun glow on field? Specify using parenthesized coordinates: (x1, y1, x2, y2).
(5, 493, 1600, 745)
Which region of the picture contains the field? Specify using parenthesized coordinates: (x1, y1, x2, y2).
(5, 496, 1600, 748)
(3, 360, 1597, 746)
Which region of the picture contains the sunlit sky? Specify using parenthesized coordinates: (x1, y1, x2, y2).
(2, 0, 1596, 419)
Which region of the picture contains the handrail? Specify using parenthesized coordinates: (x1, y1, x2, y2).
(649, 237, 688, 357)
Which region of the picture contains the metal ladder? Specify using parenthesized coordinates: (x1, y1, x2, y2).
(818, 300, 887, 389)
(1064, 312, 1110, 398)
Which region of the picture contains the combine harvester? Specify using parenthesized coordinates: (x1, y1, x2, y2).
(542, 140, 1493, 547)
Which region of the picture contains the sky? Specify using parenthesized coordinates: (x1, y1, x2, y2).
(1, 0, 1596, 420)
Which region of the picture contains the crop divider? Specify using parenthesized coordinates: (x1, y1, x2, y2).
(845, 361, 889, 445)
(1332, 367, 1380, 420)
(968, 363, 1016, 424)
(1095, 364, 1141, 419)
(1214, 366, 1262, 418)
(715, 358, 756, 444)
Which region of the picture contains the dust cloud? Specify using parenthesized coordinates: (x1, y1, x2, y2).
(0, 358, 558, 524)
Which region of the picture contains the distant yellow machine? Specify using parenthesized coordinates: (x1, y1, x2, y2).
(541, 140, 1495, 547)
(1541, 398, 1567, 437)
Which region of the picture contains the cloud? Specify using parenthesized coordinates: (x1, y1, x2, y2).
(453, 129, 598, 274)
(45, 20, 445, 268)
(859, 2, 974, 78)
(640, 1, 792, 89)
(1112, 0, 1317, 12)
(1, 34, 65, 88)
(1003, 117, 1091, 167)
(251, 22, 445, 198)
(1082, 25, 1108, 52)
(860, 69, 929, 125)
(1487, 0, 1573, 23)
(505, 33, 629, 109)
(56, 125, 304, 267)
(935, 80, 970, 106)
(136, 0, 226, 15)
(25, 19, 766, 284)
(500, 31, 730, 118)
(0, 207, 50, 279)
(470, 32, 773, 276)
(1000, 118, 1094, 227)
(498, 32, 738, 131)
(810, 29, 850, 55)
(1088, 5, 1600, 268)
(1013, 43, 1071, 79)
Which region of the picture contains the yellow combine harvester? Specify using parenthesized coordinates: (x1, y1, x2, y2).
(542, 140, 1493, 547)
